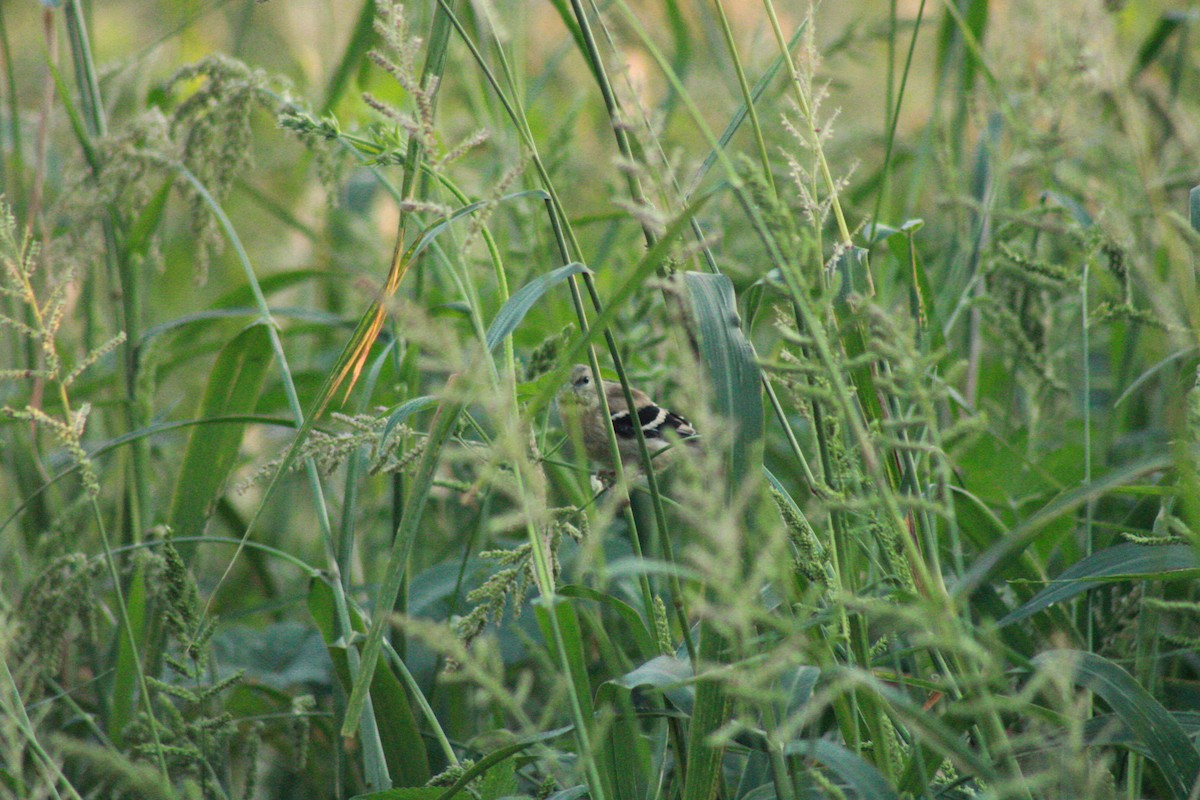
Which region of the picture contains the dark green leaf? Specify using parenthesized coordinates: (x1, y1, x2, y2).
(1131, 12, 1197, 81)
(1032, 651, 1200, 799)
(352, 789, 443, 800)
(381, 396, 438, 449)
(953, 453, 1174, 598)
(309, 578, 430, 787)
(433, 725, 576, 800)
(485, 262, 588, 353)
(683, 271, 763, 486)
(784, 739, 899, 800)
(609, 654, 695, 715)
(558, 583, 656, 660)
(168, 324, 273, 554)
(1000, 544, 1199, 626)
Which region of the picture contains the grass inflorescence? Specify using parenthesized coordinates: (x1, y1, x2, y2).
(2, 1, 1199, 798)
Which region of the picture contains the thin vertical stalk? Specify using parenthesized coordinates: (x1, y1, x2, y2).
(177, 167, 392, 790)
(869, 0, 927, 235)
(711, 0, 774, 196)
(63, 0, 150, 541)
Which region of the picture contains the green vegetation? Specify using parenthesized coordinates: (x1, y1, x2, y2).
(3, 1, 1199, 798)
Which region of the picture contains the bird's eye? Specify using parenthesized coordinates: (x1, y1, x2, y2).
(573, 374, 590, 387)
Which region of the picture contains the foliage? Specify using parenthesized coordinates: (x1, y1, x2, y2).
(2, 0, 1199, 798)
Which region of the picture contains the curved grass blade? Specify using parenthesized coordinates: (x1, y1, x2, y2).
(682, 271, 764, 485)
(953, 453, 1174, 599)
(783, 739, 899, 800)
(484, 261, 588, 353)
(309, 577, 430, 787)
(168, 323, 273, 558)
(559, 583, 656, 660)
(424, 723, 575, 800)
(1032, 650, 1200, 799)
(1000, 543, 1200, 627)
(380, 395, 438, 450)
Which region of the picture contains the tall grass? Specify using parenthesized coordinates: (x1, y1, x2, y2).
(2, 1, 1199, 799)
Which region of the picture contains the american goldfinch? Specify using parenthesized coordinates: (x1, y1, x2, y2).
(559, 364, 697, 469)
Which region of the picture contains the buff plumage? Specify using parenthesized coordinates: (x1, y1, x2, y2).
(559, 364, 697, 469)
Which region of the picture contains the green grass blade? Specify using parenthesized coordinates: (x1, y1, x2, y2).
(536, 597, 616, 800)
(782, 739, 898, 800)
(559, 584, 657, 661)
(682, 624, 729, 800)
(484, 262, 588, 353)
(431, 724, 578, 800)
(954, 453, 1174, 599)
(167, 323, 273, 558)
(341, 382, 465, 738)
(1000, 543, 1199, 627)
(107, 560, 148, 749)
(309, 577, 431, 787)
(1032, 650, 1200, 799)
(682, 271, 764, 483)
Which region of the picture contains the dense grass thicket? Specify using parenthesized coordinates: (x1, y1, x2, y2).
(3, 1, 1200, 798)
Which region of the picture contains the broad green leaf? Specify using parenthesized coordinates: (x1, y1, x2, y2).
(1000, 543, 1200, 626)
(559, 583, 656, 660)
(535, 597, 616, 800)
(433, 725, 576, 800)
(477, 759, 518, 800)
(484, 262, 588, 353)
(683, 271, 764, 487)
(683, 623, 731, 800)
(1085, 712, 1200, 752)
(534, 597, 594, 722)
(211, 621, 331, 688)
(1032, 651, 1200, 799)
(953, 453, 1173, 598)
(596, 655, 674, 800)
(781, 665, 820, 718)
(107, 560, 148, 748)
(308, 578, 430, 787)
(784, 739, 899, 800)
(168, 324, 273, 557)
(609, 654, 695, 715)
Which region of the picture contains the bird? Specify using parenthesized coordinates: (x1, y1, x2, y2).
(559, 364, 697, 470)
